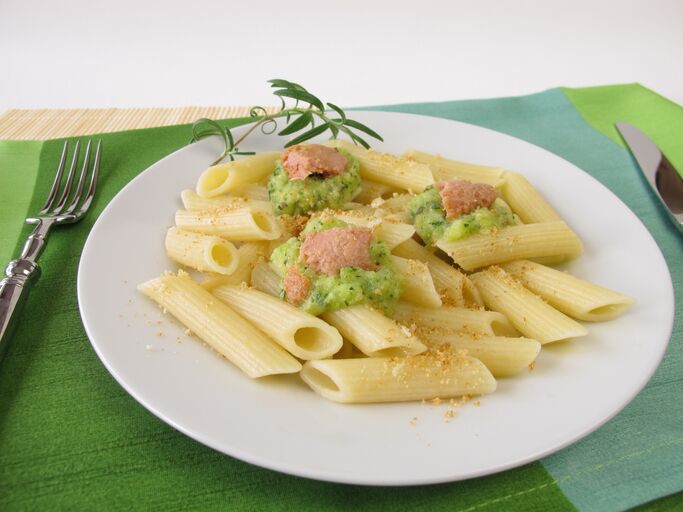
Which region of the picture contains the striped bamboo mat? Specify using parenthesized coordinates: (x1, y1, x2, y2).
(0, 106, 279, 140)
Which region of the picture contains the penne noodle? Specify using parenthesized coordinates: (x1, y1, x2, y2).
(470, 266, 588, 344)
(402, 149, 505, 187)
(391, 302, 518, 337)
(322, 305, 427, 357)
(341, 202, 374, 213)
(175, 202, 282, 241)
(373, 221, 416, 249)
(334, 339, 365, 359)
(389, 256, 442, 308)
(500, 260, 634, 321)
(375, 193, 415, 214)
(327, 211, 415, 249)
(500, 172, 562, 224)
(423, 333, 541, 378)
(233, 183, 270, 202)
(393, 238, 482, 307)
(181, 189, 246, 211)
(354, 179, 401, 204)
(326, 139, 434, 192)
(250, 261, 282, 297)
(201, 242, 269, 289)
(436, 221, 583, 271)
(165, 227, 239, 275)
(196, 151, 280, 197)
(138, 271, 301, 378)
(212, 285, 343, 360)
(300, 352, 497, 403)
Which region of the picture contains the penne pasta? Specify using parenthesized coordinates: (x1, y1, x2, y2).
(322, 305, 427, 357)
(422, 333, 541, 378)
(175, 202, 282, 241)
(326, 139, 434, 192)
(181, 189, 245, 211)
(436, 221, 583, 271)
(500, 260, 634, 321)
(391, 302, 518, 337)
(375, 193, 415, 214)
(234, 183, 270, 202)
(142, 139, 635, 406)
(138, 271, 301, 378)
(165, 227, 239, 275)
(201, 242, 269, 289)
(212, 285, 343, 360)
(196, 151, 280, 197)
(250, 261, 282, 297)
(500, 172, 562, 224)
(181, 186, 269, 212)
(393, 238, 482, 307)
(325, 211, 415, 249)
(470, 266, 588, 344)
(354, 179, 401, 204)
(341, 202, 374, 213)
(373, 221, 416, 249)
(389, 255, 442, 308)
(402, 149, 505, 187)
(300, 352, 496, 403)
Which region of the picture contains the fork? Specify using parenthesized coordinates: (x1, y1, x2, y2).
(0, 140, 102, 362)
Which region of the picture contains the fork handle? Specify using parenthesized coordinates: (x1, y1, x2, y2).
(0, 220, 51, 363)
(0, 259, 41, 361)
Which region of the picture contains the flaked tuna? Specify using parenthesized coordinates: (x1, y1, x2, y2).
(299, 227, 377, 276)
(283, 266, 310, 305)
(436, 180, 498, 219)
(282, 144, 348, 181)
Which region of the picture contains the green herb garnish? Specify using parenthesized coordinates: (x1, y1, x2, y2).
(192, 79, 383, 165)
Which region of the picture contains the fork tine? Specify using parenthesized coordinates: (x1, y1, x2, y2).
(75, 140, 102, 216)
(64, 140, 92, 215)
(51, 140, 81, 215)
(39, 141, 69, 214)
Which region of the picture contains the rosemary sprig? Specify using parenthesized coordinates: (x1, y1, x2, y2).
(192, 79, 383, 165)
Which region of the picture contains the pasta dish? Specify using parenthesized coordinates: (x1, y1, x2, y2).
(138, 138, 633, 404)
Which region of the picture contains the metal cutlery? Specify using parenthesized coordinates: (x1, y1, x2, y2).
(615, 122, 683, 233)
(0, 140, 102, 362)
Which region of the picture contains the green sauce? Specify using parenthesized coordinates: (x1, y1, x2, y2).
(408, 186, 519, 244)
(267, 149, 361, 216)
(269, 219, 401, 316)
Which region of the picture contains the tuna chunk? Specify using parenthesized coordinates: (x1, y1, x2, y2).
(282, 144, 348, 181)
(436, 180, 498, 219)
(283, 267, 310, 305)
(299, 227, 377, 276)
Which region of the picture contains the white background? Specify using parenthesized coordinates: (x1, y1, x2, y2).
(1, 0, 682, 112)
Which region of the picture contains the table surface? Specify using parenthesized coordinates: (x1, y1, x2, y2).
(1, 0, 681, 114)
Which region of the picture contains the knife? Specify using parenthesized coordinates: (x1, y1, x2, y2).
(615, 122, 683, 234)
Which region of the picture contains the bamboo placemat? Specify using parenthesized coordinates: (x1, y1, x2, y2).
(0, 106, 279, 140)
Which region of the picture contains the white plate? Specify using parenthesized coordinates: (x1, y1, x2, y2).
(78, 111, 674, 485)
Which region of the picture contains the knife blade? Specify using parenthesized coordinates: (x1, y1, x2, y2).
(615, 122, 683, 234)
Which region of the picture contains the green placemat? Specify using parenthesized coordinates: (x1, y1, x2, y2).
(0, 85, 681, 511)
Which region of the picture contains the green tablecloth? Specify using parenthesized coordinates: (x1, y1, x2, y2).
(0, 84, 681, 511)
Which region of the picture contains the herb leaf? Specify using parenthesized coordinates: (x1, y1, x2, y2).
(326, 102, 346, 122)
(268, 78, 306, 91)
(285, 124, 330, 147)
(273, 89, 325, 111)
(278, 111, 313, 136)
(344, 119, 384, 141)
